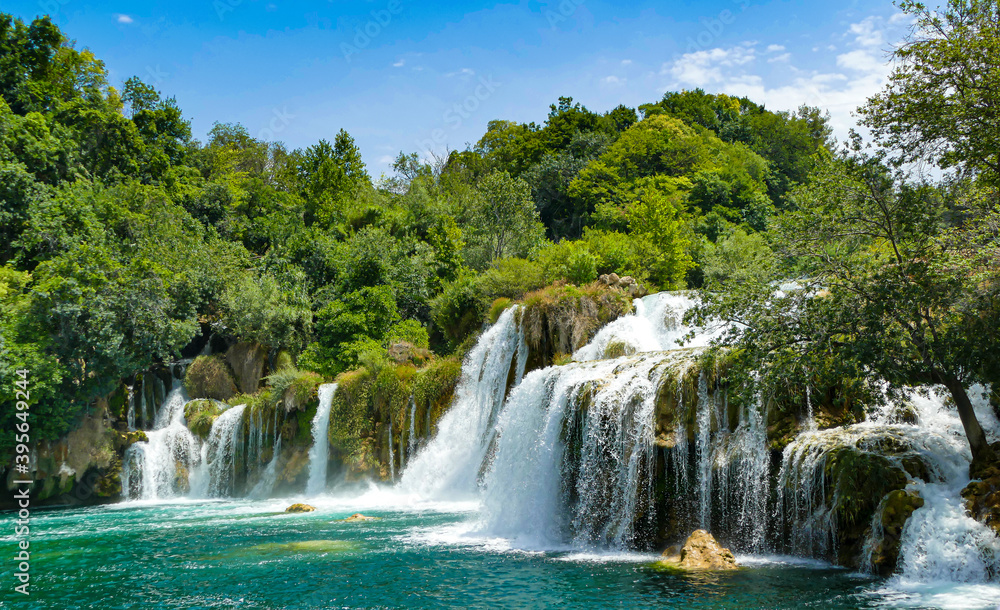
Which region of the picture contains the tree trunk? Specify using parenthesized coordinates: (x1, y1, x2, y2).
(940, 374, 992, 464)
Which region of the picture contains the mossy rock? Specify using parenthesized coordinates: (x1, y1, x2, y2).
(520, 282, 634, 371)
(604, 340, 636, 360)
(963, 443, 1000, 537)
(185, 400, 225, 439)
(868, 489, 924, 576)
(285, 503, 316, 513)
(117, 430, 149, 451)
(184, 355, 238, 401)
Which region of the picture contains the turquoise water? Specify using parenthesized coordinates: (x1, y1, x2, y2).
(3, 493, 997, 609)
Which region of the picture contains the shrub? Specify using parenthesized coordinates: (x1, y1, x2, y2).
(184, 355, 237, 400)
(387, 319, 430, 349)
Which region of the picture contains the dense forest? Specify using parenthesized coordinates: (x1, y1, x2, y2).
(0, 0, 997, 467)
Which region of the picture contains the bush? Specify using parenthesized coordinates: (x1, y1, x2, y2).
(184, 355, 237, 400)
(387, 319, 430, 349)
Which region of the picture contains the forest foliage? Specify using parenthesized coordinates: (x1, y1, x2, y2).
(0, 10, 877, 449)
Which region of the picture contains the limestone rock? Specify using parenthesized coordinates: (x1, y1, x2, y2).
(868, 489, 924, 576)
(226, 342, 268, 395)
(285, 503, 316, 513)
(963, 448, 1000, 537)
(184, 355, 237, 401)
(340, 513, 379, 522)
(660, 530, 738, 570)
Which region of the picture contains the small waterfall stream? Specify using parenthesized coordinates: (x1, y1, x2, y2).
(399, 306, 527, 498)
(306, 383, 339, 496)
(191, 404, 248, 498)
(122, 378, 198, 500)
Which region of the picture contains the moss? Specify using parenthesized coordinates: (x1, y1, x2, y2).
(552, 353, 574, 366)
(868, 489, 924, 576)
(604, 340, 636, 359)
(274, 350, 295, 372)
(520, 281, 634, 371)
(185, 399, 225, 438)
(185, 355, 238, 401)
(488, 297, 514, 324)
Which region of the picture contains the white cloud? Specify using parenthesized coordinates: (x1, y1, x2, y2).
(836, 49, 882, 74)
(445, 68, 475, 78)
(393, 59, 405, 68)
(378, 155, 395, 165)
(849, 16, 883, 47)
(661, 17, 899, 140)
(889, 12, 914, 25)
(665, 45, 756, 87)
(621, 59, 633, 66)
(116, 14, 134, 24)
(602, 75, 625, 86)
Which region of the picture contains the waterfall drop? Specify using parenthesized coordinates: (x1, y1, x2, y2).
(306, 383, 339, 496)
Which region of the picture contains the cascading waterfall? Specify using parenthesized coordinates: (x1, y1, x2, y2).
(388, 411, 396, 483)
(191, 404, 248, 498)
(306, 383, 339, 496)
(122, 379, 199, 500)
(574, 292, 726, 361)
(400, 306, 527, 498)
(407, 394, 417, 462)
(778, 385, 1000, 580)
(126, 385, 136, 431)
(250, 437, 282, 499)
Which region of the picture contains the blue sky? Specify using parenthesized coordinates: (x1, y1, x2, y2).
(6, 0, 913, 176)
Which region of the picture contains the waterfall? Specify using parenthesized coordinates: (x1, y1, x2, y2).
(407, 394, 417, 462)
(121, 379, 199, 500)
(306, 383, 338, 496)
(388, 411, 396, 483)
(126, 385, 136, 431)
(399, 306, 526, 498)
(139, 376, 149, 430)
(573, 292, 727, 361)
(250, 438, 282, 499)
(190, 404, 247, 498)
(778, 384, 1000, 580)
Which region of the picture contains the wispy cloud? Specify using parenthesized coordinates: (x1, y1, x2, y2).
(116, 14, 134, 24)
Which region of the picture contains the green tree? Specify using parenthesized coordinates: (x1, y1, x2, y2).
(860, 0, 1000, 185)
(698, 153, 995, 463)
(465, 170, 545, 268)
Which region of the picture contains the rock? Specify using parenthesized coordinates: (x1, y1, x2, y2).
(660, 530, 738, 570)
(226, 342, 268, 395)
(608, 273, 620, 285)
(388, 341, 415, 363)
(340, 513, 378, 522)
(285, 503, 316, 513)
(387, 341, 431, 364)
(184, 355, 237, 401)
(868, 489, 924, 576)
(962, 448, 1000, 537)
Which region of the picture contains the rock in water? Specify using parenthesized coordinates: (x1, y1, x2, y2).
(660, 530, 738, 570)
(340, 513, 378, 522)
(285, 503, 316, 513)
